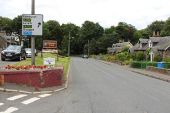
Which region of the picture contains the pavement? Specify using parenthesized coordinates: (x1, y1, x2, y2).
(99, 60, 170, 82)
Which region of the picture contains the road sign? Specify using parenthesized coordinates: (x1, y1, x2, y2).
(22, 14, 43, 36)
(43, 57, 56, 66)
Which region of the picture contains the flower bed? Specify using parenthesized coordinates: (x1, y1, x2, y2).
(0, 66, 64, 88)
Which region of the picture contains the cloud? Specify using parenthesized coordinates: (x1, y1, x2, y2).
(0, 0, 170, 29)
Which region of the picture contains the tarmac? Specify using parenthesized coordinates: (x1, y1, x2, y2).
(0, 60, 170, 93)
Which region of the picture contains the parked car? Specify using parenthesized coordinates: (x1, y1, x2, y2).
(1, 45, 26, 61)
(82, 55, 89, 59)
(25, 48, 37, 58)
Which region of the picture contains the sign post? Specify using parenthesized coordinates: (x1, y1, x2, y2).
(22, 0, 43, 65)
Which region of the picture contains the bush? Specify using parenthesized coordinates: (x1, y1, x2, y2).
(163, 57, 170, 62)
(154, 54, 162, 62)
(135, 52, 145, 61)
(164, 62, 170, 69)
(116, 52, 130, 62)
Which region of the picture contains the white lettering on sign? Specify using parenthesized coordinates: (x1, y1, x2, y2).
(22, 14, 43, 36)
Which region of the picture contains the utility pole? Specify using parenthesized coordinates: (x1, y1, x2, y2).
(31, 0, 35, 65)
(68, 31, 71, 57)
(88, 40, 90, 56)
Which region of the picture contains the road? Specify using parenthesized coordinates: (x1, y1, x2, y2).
(0, 57, 170, 113)
(0, 54, 18, 67)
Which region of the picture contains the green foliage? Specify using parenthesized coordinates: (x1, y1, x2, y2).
(131, 61, 157, 69)
(163, 57, 170, 62)
(132, 52, 145, 61)
(0, 16, 13, 34)
(154, 54, 162, 62)
(147, 20, 165, 33)
(116, 52, 131, 62)
(161, 18, 170, 36)
(115, 22, 136, 43)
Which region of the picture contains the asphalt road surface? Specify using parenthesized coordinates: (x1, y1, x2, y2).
(0, 57, 170, 113)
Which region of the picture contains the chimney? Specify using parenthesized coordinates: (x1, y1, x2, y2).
(156, 31, 160, 37)
(153, 31, 156, 37)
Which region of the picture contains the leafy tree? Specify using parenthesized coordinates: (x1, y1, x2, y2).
(60, 23, 81, 55)
(147, 20, 165, 35)
(44, 20, 63, 48)
(161, 18, 170, 36)
(104, 26, 115, 34)
(12, 15, 22, 34)
(115, 22, 136, 42)
(80, 21, 104, 41)
(0, 16, 13, 34)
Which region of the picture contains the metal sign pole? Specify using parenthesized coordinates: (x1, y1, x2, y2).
(31, 0, 35, 65)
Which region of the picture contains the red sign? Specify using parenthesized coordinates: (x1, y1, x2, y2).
(43, 40, 57, 49)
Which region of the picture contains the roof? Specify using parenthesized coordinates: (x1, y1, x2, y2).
(131, 36, 170, 52)
(112, 42, 132, 48)
(139, 38, 149, 43)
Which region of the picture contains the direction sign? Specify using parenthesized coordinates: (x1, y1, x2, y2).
(22, 14, 43, 36)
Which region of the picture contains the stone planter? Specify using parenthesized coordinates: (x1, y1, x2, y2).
(0, 67, 64, 88)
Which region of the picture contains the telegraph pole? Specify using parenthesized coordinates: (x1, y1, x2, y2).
(88, 40, 90, 56)
(31, 0, 35, 65)
(68, 31, 71, 57)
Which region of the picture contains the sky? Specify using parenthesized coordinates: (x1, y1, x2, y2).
(0, 0, 170, 30)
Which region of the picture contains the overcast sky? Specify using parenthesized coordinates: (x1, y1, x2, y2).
(0, 0, 170, 29)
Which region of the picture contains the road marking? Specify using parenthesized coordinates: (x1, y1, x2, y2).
(0, 103, 4, 106)
(7, 94, 27, 101)
(0, 107, 18, 113)
(21, 97, 40, 105)
(38, 94, 51, 98)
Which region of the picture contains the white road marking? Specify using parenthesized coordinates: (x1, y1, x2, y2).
(0, 103, 4, 106)
(7, 94, 27, 101)
(0, 107, 18, 113)
(38, 94, 51, 98)
(21, 97, 40, 105)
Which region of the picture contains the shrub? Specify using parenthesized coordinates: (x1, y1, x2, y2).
(154, 54, 162, 62)
(116, 52, 130, 62)
(135, 52, 145, 61)
(163, 57, 170, 62)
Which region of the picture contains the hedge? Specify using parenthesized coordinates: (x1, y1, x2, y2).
(131, 61, 170, 69)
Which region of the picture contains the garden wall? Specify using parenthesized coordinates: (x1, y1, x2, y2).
(0, 67, 64, 88)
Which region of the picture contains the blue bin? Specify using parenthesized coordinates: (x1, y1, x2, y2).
(157, 62, 164, 68)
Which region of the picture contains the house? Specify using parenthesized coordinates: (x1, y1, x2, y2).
(0, 31, 20, 49)
(130, 36, 170, 58)
(0, 36, 7, 51)
(107, 42, 133, 54)
(0, 31, 8, 51)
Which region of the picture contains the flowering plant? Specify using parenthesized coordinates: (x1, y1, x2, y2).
(5, 65, 47, 70)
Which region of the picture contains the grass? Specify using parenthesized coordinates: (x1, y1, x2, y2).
(14, 53, 70, 80)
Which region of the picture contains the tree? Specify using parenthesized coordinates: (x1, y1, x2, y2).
(115, 22, 136, 42)
(80, 21, 104, 41)
(147, 20, 165, 35)
(44, 20, 63, 48)
(161, 18, 170, 36)
(0, 16, 13, 34)
(60, 23, 81, 55)
(12, 15, 22, 34)
(104, 26, 115, 34)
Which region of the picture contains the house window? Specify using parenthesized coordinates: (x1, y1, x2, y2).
(153, 42, 158, 47)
